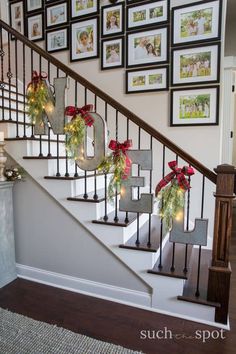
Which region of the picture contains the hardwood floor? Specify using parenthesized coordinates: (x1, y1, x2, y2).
(0, 216, 236, 354)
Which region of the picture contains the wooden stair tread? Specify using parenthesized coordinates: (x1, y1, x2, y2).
(44, 172, 104, 180)
(0, 119, 32, 126)
(148, 240, 193, 280)
(177, 248, 221, 308)
(92, 210, 138, 227)
(23, 156, 67, 159)
(68, 189, 105, 203)
(6, 137, 65, 143)
(119, 215, 161, 252)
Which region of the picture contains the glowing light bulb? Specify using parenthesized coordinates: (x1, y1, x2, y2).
(175, 211, 183, 222)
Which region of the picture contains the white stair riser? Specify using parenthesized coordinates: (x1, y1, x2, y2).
(0, 99, 25, 111)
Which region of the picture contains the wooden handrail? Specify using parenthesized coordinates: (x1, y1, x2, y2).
(0, 20, 217, 184)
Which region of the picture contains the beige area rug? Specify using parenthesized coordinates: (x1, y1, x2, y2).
(0, 307, 144, 354)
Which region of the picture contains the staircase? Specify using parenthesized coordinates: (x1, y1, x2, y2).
(0, 20, 234, 328)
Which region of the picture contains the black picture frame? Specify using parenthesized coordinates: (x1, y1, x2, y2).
(101, 36, 124, 70)
(126, 0, 170, 31)
(70, 0, 100, 21)
(26, 0, 44, 13)
(45, 1, 69, 29)
(170, 85, 220, 127)
(126, 65, 169, 94)
(46, 26, 69, 53)
(9, 0, 25, 39)
(171, 0, 222, 47)
(70, 16, 99, 62)
(26, 11, 45, 42)
(101, 3, 125, 38)
(126, 26, 169, 69)
(171, 42, 221, 87)
(126, 0, 144, 5)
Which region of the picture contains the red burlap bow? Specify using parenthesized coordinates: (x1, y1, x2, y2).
(155, 161, 195, 196)
(65, 104, 94, 127)
(109, 139, 132, 179)
(27, 70, 48, 91)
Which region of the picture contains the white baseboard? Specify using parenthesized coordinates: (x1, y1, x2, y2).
(16, 263, 230, 331)
(16, 263, 151, 307)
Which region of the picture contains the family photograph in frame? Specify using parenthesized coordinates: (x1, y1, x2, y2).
(101, 3, 125, 38)
(27, 13, 44, 42)
(101, 37, 124, 70)
(170, 86, 219, 126)
(171, 43, 220, 86)
(46, 2, 68, 29)
(126, 66, 168, 94)
(10, 1, 25, 36)
(172, 0, 222, 46)
(26, 0, 44, 13)
(71, 0, 100, 20)
(70, 17, 99, 61)
(127, 26, 168, 68)
(127, 0, 169, 31)
(46, 27, 69, 53)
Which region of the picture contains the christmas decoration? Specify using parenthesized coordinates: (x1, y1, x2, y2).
(5, 166, 25, 182)
(64, 105, 94, 159)
(155, 161, 195, 230)
(98, 139, 132, 202)
(26, 71, 49, 125)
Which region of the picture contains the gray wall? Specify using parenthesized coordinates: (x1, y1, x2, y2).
(12, 172, 149, 293)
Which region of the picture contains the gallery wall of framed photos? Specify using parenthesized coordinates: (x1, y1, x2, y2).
(8, 0, 223, 127)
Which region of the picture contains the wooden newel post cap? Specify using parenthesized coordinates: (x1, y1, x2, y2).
(214, 164, 236, 174)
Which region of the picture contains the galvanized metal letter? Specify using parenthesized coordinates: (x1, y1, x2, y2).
(119, 150, 153, 214)
(34, 77, 67, 135)
(169, 207, 208, 246)
(76, 112, 107, 171)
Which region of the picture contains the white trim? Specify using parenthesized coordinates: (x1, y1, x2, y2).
(16, 263, 151, 307)
(16, 263, 230, 331)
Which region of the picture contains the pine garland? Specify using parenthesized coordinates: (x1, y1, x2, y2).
(157, 180, 185, 230)
(64, 115, 86, 159)
(26, 82, 48, 125)
(98, 150, 128, 203)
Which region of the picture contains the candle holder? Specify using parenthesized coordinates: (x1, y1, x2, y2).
(0, 141, 7, 182)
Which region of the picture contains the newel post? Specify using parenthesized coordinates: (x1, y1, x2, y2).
(207, 164, 236, 324)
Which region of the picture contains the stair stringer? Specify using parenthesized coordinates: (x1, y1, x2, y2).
(5, 135, 220, 328)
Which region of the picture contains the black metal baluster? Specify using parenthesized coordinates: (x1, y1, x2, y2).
(64, 74, 69, 177)
(125, 117, 129, 224)
(83, 87, 88, 199)
(15, 39, 19, 137)
(0, 27, 5, 122)
(159, 145, 165, 269)
(7, 32, 12, 121)
(103, 102, 108, 221)
(136, 127, 141, 245)
(38, 56, 43, 156)
(170, 154, 179, 272)
(74, 81, 79, 177)
(30, 49, 34, 138)
(195, 175, 205, 297)
(47, 127, 52, 157)
(170, 243, 176, 272)
(56, 134, 60, 177)
(114, 110, 119, 222)
(183, 167, 191, 273)
(23, 43, 26, 137)
(55, 68, 60, 176)
(147, 136, 153, 247)
(93, 95, 98, 200)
